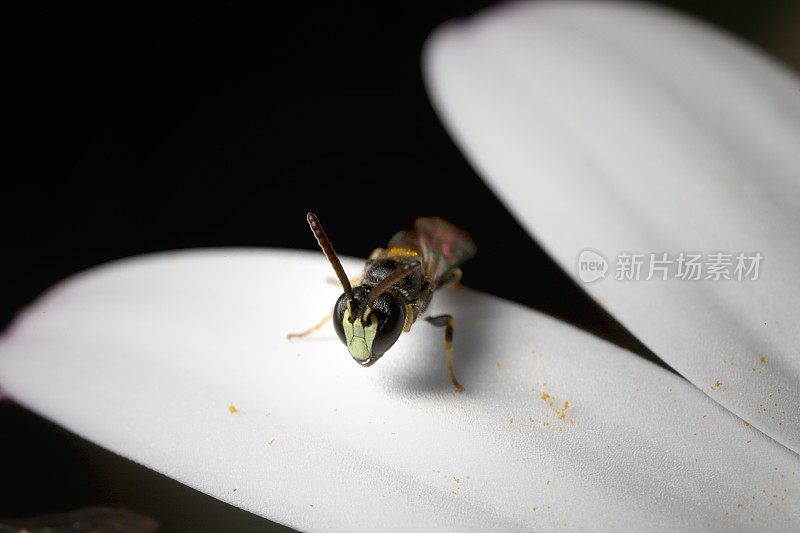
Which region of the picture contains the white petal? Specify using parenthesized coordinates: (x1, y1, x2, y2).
(0, 249, 798, 531)
(424, 1, 800, 453)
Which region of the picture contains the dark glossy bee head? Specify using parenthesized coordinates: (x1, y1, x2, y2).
(332, 285, 406, 366)
(304, 212, 412, 367)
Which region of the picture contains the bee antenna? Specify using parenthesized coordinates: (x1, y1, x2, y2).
(307, 212, 354, 300)
(363, 260, 421, 313)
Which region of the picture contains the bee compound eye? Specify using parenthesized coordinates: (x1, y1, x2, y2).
(371, 298, 406, 356)
(332, 293, 349, 346)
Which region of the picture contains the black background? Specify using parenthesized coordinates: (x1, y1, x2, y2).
(3, 1, 797, 530)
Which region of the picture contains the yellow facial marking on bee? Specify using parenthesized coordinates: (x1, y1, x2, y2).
(342, 308, 378, 361)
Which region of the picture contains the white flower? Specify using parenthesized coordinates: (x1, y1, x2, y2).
(424, 0, 800, 455)
(2, 2, 799, 531)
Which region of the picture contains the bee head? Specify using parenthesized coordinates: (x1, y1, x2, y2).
(304, 212, 417, 367)
(332, 286, 405, 366)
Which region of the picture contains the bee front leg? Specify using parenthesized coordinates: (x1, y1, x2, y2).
(287, 313, 332, 340)
(425, 314, 465, 393)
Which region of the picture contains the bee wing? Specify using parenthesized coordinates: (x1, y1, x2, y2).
(412, 217, 476, 287)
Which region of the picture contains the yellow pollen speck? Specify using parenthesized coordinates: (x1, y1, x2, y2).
(228, 403, 239, 414)
(454, 476, 460, 484)
(744, 420, 751, 427)
(540, 392, 550, 401)
(558, 401, 570, 420)
(268, 438, 276, 446)
(759, 356, 767, 365)
(533, 506, 539, 512)
(451, 490, 458, 496)
(711, 380, 723, 390)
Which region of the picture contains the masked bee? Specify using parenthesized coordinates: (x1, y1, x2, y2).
(289, 213, 476, 392)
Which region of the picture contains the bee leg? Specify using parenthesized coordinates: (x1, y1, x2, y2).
(425, 314, 465, 393)
(437, 268, 463, 288)
(402, 304, 415, 332)
(287, 313, 331, 340)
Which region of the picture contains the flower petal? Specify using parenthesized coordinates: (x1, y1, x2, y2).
(424, 1, 800, 453)
(1, 249, 798, 530)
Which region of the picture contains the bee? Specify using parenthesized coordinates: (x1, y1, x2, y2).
(289, 213, 476, 392)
